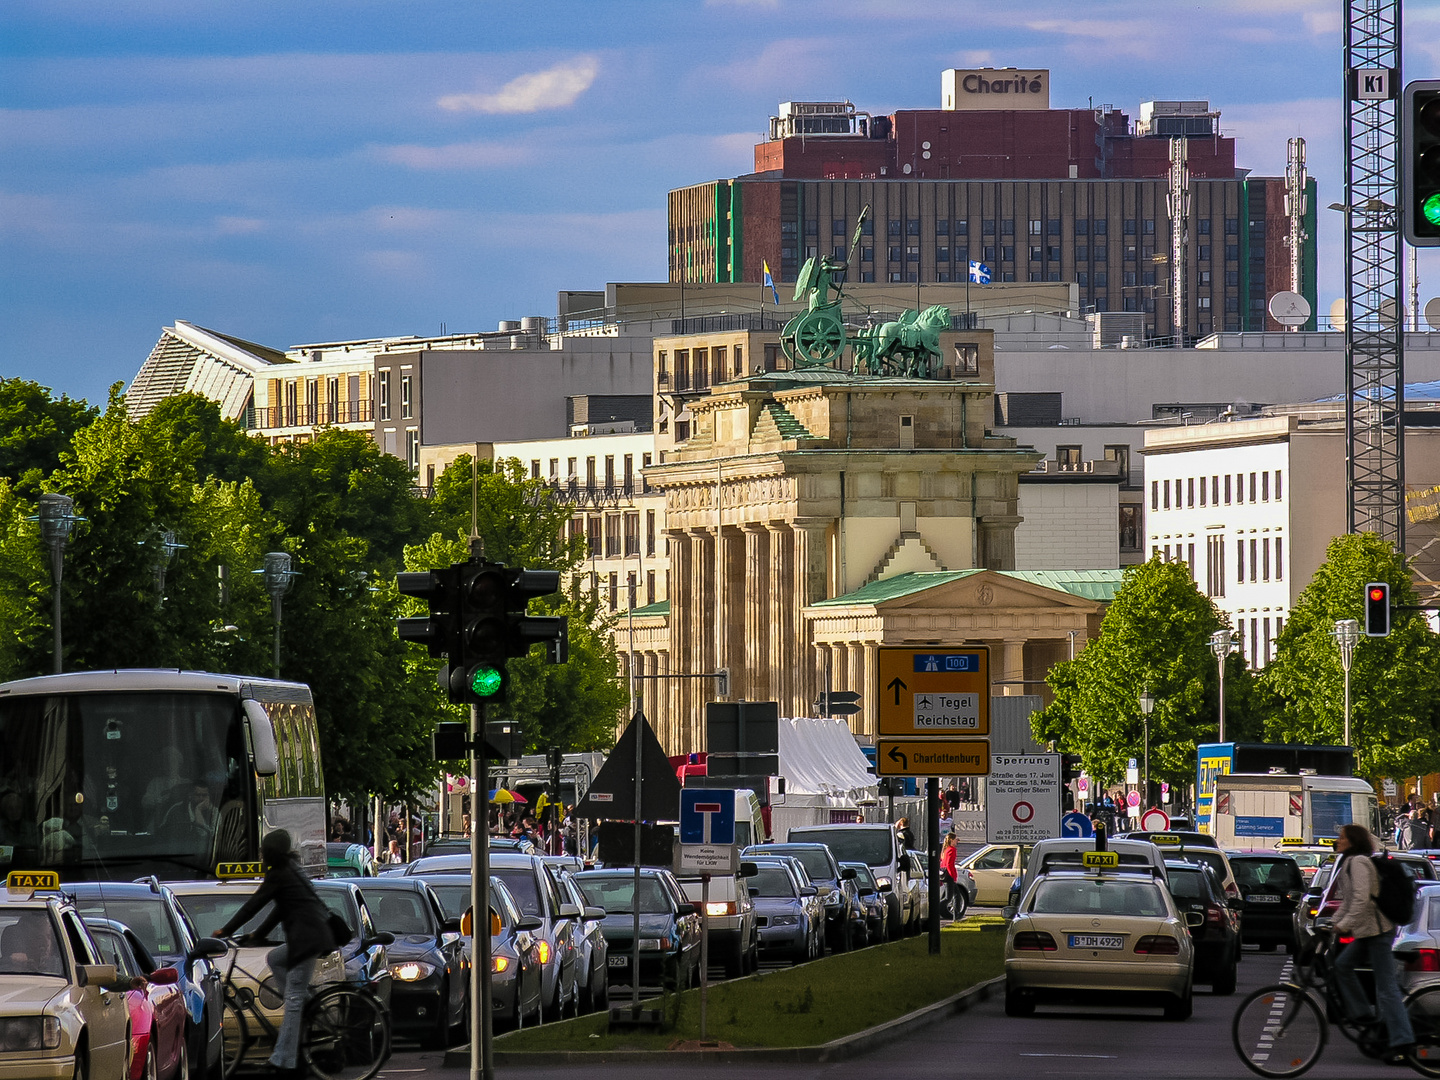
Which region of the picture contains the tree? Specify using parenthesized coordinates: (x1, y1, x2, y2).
(0, 378, 98, 487)
(1032, 558, 1261, 789)
(1259, 532, 1440, 778)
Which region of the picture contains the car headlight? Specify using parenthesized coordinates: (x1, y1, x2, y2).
(638, 938, 669, 951)
(705, 901, 734, 917)
(0, 1017, 61, 1051)
(770, 915, 799, 926)
(824, 892, 841, 907)
(491, 956, 510, 974)
(536, 940, 552, 964)
(389, 961, 438, 982)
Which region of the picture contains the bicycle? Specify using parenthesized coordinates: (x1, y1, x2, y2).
(215, 935, 391, 1080)
(1232, 924, 1440, 1077)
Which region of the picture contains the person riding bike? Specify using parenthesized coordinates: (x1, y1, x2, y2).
(214, 829, 337, 1079)
(1329, 822, 1416, 1065)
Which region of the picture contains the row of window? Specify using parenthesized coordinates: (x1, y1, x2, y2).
(829, 242, 1244, 268)
(568, 510, 660, 559)
(1157, 534, 1284, 594)
(529, 452, 652, 492)
(656, 345, 746, 391)
(376, 370, 413, 422)
(588, 569, 660, 612)
(819, 218, 1242, 238)
(1152, 470, 1283, 511)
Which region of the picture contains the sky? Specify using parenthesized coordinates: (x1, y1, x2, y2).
(4, 0, 1440, 406)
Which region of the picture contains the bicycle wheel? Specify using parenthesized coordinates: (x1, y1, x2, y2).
(1406, 983, 1440, 1077)
(302, 986, 391, 1080)
(219, 995, 249, 1080)
(1232, 983, 1328, 1078)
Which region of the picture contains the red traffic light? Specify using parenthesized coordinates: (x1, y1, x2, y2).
(1370, 586, 1387, 602)
(1365, 581, 1391, 637)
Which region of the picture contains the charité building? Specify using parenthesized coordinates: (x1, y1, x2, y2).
(621, 322, 1121, 755)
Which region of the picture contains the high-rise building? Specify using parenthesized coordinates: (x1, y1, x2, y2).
(667, 69, 1317, 339)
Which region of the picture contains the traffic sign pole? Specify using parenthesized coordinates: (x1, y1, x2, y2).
(927, 776, 940, 956)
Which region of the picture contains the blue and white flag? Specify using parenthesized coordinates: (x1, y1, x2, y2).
(762, 260, 780, 305)
(968, 261, 991, 284)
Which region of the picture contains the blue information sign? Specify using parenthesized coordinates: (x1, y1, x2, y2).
(680, 788, 735, 845)
(1061, 812, 1094, 839)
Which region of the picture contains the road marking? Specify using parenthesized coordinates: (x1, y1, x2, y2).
(1019, 1053, 1119, 1059)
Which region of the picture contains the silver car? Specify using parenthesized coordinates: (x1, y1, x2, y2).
(487, 877, 545, 1030)
(1394, 881, 1440, 993)
(488, 852, 581, 1020)
(558, 871, 609, 1012)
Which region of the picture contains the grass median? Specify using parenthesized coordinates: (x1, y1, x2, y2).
(494, 917, 1006, 1052)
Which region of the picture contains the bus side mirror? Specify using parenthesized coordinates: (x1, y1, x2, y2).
(242, 700, 279, 777)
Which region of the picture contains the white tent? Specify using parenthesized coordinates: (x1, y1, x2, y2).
(770, 717, 879, 837)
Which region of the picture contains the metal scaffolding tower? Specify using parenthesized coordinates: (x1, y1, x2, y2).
(1343, 0, 1405, 548)
(1168, 137, 1190, 341)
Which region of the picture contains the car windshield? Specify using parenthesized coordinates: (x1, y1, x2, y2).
(175, 891, 283, 944)
(70, 897, 178, 957)
(572, 875, 670, 914)
(788, 828, 893, 867)
(1166, 868, 1206, 901)
(424, 883, 470, 920)
(358, 889, 432, 934)
(0, 909, 65, 977)
(1232, 859, 1303, 891)
(1178, 851, 1229, 882)
(748, 868, 797, 898)
(1310, 866, 1333, 892)
(1288, 852, 1332, 870)
(772, 848, 834, 882)
(1030, 878, 1167, 917)
(847, 864, 876, 888)
(492, 869, 541, 916)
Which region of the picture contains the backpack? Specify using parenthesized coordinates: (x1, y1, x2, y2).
(1372, 852, 1417, 925)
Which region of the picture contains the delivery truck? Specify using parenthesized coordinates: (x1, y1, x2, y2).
(1207, 772, 1380, 847)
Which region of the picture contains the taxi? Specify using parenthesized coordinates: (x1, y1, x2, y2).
(1271, 839, 1336, 886)
(0, 869, 129, 1079)
(1004, 853, 1197, 1021)
(166, 866, 345, 1064)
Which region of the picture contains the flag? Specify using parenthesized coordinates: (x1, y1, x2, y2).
(763, 260, 780, 305)
(968, 261, 991, 284)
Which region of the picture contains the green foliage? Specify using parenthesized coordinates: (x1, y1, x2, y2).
(1032, 558, 1259, 788)
(1259, 533, 1440, 778)
(0, 377, 98, 487)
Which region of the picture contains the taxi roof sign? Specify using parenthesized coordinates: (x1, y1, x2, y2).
(215, 861, 264, 879)
(1278, 838, 1316, 847)
(1147, 834, 1182, 846)
(1081, 851, 1119, 868)
(6, 870, 60, 892)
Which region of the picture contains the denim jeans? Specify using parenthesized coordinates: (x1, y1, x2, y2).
(267, 944, 317, 1069)
(1334, 930, 1415, 1049)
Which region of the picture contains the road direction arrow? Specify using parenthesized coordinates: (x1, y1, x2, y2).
(876, 739, 989, 776)
(887, 677, 907, 705)
(887, 745, 909, 770)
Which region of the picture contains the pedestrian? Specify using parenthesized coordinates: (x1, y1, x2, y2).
(854, 809, 866, 824)
(895, 816, 915, 853)
(383, 839, 403, 865)
(938, 802, 953, 836)
(1330, 823, 1416, 1063)
(940, 834, 959, 919)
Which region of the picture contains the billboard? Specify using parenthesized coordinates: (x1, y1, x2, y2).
(942, 68, 1051, 111)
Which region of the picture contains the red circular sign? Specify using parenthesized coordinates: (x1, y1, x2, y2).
(1126, 791, 1141, 807)
(1141, 808, 1171, 831)
(1012, 801, 1035, 823)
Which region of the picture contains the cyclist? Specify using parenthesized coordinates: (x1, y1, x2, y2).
(214, 829, 336, 1079)
(1329, 822, 1416, 1065)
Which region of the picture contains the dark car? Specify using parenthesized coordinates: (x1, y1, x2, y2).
(313, 878, 395, 1006)
(355, 878, 467, 1047)
(66, 879, 227, 1080)
(746, 860, 822, 964)
(1164, 859, 1240, 994)
(744, 843, 858, 952)
(421, 835, 472, 858)
(841, 861, 889, 946)
(1227, 852, 1306, 951)
(571, 868, 701, 990)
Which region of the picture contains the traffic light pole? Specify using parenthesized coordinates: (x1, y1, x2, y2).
(469, 702, 494, 1080)
(927, 776, 940, 956)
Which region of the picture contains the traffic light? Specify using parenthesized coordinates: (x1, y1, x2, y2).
(1060, 754, 1083, 790)
(454, 561, 516, 704)
(1403, 81, 1440, 247)
(507, 570, 568, 665)
(1365, 581, 1392, 637)
(396, 567, 460, 658)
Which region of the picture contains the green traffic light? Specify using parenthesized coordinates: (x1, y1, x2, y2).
(1425, 192, 1440, 228)
(470, 665, 503, 697)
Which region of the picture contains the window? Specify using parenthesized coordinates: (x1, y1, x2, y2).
(888, 246, 901, 262)
(1198, 245, 1211, 262)
(907, 246, 919, 262)
(888, 220, 901, 236)
(604, 455, 615, 490)
(1187, 477, 1194, 507)
(1002, 219, 1015, 235)
(1199, 297, 1212, 309)
(936, 220, 949, 235)
(1057, 445, 1082, 470)
(1078, 271, 1089, 287)
(1225, 244, 1239, 261)
(804, 219, 816, 235)
(1199, 476, 1207, 506)
(1048, 219, 1061, 235)
(1199, 219, 1211, 235)
(956, 221, 968, 235)
(1029, 220, 1042, 235)
(646, 510, 656, 556)
(1236, 538, 1245, 582)
(862, 218, 874, 236)
(607, 572, 618, 611)
(1144, 219, 1156, 234)
(906, 219, 919, 235)
(585, 519, 600, 557)
(1274, 470, 1283, 500)
(1188, 543, 1195, 580)
(1206, 534, 1226, 597)
(1124, 271, 1137, 287)
(604, 514, 620, 557)
(646, 570, 656, 605)
(1263, 618, 1272, 665)
(1077, 244, 1089, 261)
(1163, 479, 1171, 509)
(1233, 473, 1242, 503)
(1075, 219, 1089, 236)
(1104, 445, 1129, 482)
(1049, 246, 1061, 261)
(1095, 244, 1108, 260)
(694, 349, 709, 389)
(378, 371, 391, 420)
(833, 219, 846, 236)
(713, 346, 727, 382)
(1226, 218, 1238, 234)
(1276, 537, 1284, 580)
(1124, 220, 1136, 235)
(1261, 471, 1269, 501)
(674, 349, 689, 390)
(1094, 219, 1107, 235)
(1263, 537, 1271, 581)
(530, 459, 541, 479)
(1030, 246, 1043, 262)
(585, 457, 597, 491)
(624, 512, 640, 556)
(1251, 619, 1259, 665)
(1119, 505, 1140, 551)
(983, 219, 995, 235)
(937, 246, 950, 262)
(953, 342, 980, 374)
(1212, 476, 1219, 504)
(405, 429, 418, 471)
(400, 374, 413, 419)
(1151, 480, 1159, 511)
(734, 345, 744, 376)
(1001, 246, 1014, 262)
(1249, 472, 1257, 502)
(1250, 538, 1258, 582)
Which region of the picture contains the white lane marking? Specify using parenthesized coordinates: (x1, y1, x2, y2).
(1020, 1053, 1120, 1058)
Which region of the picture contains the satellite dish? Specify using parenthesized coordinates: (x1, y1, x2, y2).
(1425, 297, 1440, 331)
(1329, 298, 1346, 331)
(1380, 298, 1400, 330)
(1268, 291, 1312, 327)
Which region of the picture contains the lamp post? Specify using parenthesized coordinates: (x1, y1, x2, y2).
(1210, 628, 1239, 742)
(142, 528, 187, 603)
(256, 552, 298, 679)
(1139, 688, 1156, 808)
(35, 493, 85, 674)
(1335, 618, 1360, 746)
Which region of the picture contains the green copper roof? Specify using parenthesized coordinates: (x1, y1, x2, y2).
(812, 568, 1125, 608)
(627, 600, 670, 617)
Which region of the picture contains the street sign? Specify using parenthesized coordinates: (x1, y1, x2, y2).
(876, 739, 988, 776)
(815, 691, 862, 716)
(1126, 791, 1141, 808)
(677, 844, 739, 874)
(1140, 808, 1170, 832)
(1125, 766, 1140, 785)
(877, 646, 990, 736)
(680, 789, 736, 845)
(706, 701, 779, 754)
(1061, 811, 1094, 838)
(1077, 776, 1089, 794)
(987, 754, 1060, 844)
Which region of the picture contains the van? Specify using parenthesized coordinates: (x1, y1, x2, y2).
(786, 823, 906, 938)
(1209, 774, 1380, 848)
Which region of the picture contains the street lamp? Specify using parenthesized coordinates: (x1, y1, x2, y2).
(255, 552, 298, 679)
(1335, 618, 1360, 746)
(1139, 688, 1156, 808)
(1210, 628, 1239, 742)
(141, 528, 187, 603)
(33, 493, 85, 674)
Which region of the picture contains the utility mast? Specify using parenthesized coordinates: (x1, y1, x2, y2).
(1285, 137, 1310, 327)
(1168, 137, 1189, 342)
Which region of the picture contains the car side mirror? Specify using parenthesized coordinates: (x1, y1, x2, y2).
(583, 906, 606, 920)
(877, 881, 893, 893)
(801, 886, 817, 897)
(77, 964, 117, 988)
(1185, 911, 1204, 928)
(188, 936, 229, 963)
(557, 903, 581, 919)
(442, 917, 462, 934)
(363, 931, 395, 948)
(150, 967, 180, 985)
(678, 903, 698, 916)
(840, 867, 857, 880)
(515, 915, 544, 933)
(1001, 905, 1017, 920)
(738, 862, 759, 878)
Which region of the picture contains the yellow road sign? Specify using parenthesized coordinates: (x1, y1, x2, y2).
(876, 739, 990, 776)
(877, 646, 990, 736)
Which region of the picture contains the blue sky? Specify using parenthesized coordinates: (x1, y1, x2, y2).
(4, 0, 1440, 405)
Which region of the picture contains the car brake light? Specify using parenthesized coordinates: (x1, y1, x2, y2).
(1135, 935, 1181, 955)
(705, 902, 735, 917)
(1406, 950, 1440, 972)
(1206, 904, 1223, 925)
(1013, 931, 1057, 951)
(1338, 935, 1355, 946)
(1319, 898, 1341, 918)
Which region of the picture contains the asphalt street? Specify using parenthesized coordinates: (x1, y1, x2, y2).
(371, 947, 1405, 1080)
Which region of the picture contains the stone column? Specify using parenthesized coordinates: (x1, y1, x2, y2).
(766, 523, 793, 715)
(791, 521, 829, 717)
(666, 531, 691, 740)
(862, 641, 879, 739)
(827, 642, 848, 717)
(689, 528, 715, 749)
(717, 526, 745, 701)
(1001, 638, 1027, 697)
(978, 514, 1023, 571)
(742, 525, 770, 702)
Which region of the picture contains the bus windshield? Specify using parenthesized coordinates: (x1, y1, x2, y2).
(0, 691, 255, 881)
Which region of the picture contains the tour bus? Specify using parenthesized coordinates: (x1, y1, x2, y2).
(0, 669, 326, 881)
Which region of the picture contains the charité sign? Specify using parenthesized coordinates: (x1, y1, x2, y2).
(942, 68, 1050, 111)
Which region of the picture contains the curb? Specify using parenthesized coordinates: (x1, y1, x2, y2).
(446, 974, 1003, 1067)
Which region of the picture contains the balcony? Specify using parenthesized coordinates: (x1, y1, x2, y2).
(249, 400, 374, 430)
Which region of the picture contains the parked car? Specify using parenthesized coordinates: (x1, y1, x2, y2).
(354, 878, 467, 1047)
(1227, 851, 1306, 951)
(904, 850, 939, 928)
(1118, 832, 1239, 901)
(313, 878, 395, 1006)
(676, 867, 759, 978)
(958, 844, 1031, 905)
(85, 917, 189, 1080)
(66, 878, 227, 1080)
(744, 843, 858, 952)
(421, 835, 473, 858)
(1272, 840, 1336, 885)
(787, 824, 907, 938)
(488, 852, 581, 1019)
(841, 861, 890, 945)
(556, 871, 609, 1013)
(1299, 851, 1437, 945)
(571, 868, 702, 990)
(1163, 859, 1240, 994)
(746, 860, 822, 964)
(326, 842, 379, 878)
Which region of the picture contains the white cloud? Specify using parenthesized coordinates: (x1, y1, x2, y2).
(438, 57, 598, 115)
(376, 140, 533, 170)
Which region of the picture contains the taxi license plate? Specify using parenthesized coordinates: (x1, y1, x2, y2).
(1250, 894, 1281, 903)
(1068, 934, 1124, 949)
(608, 955, 629, 967)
